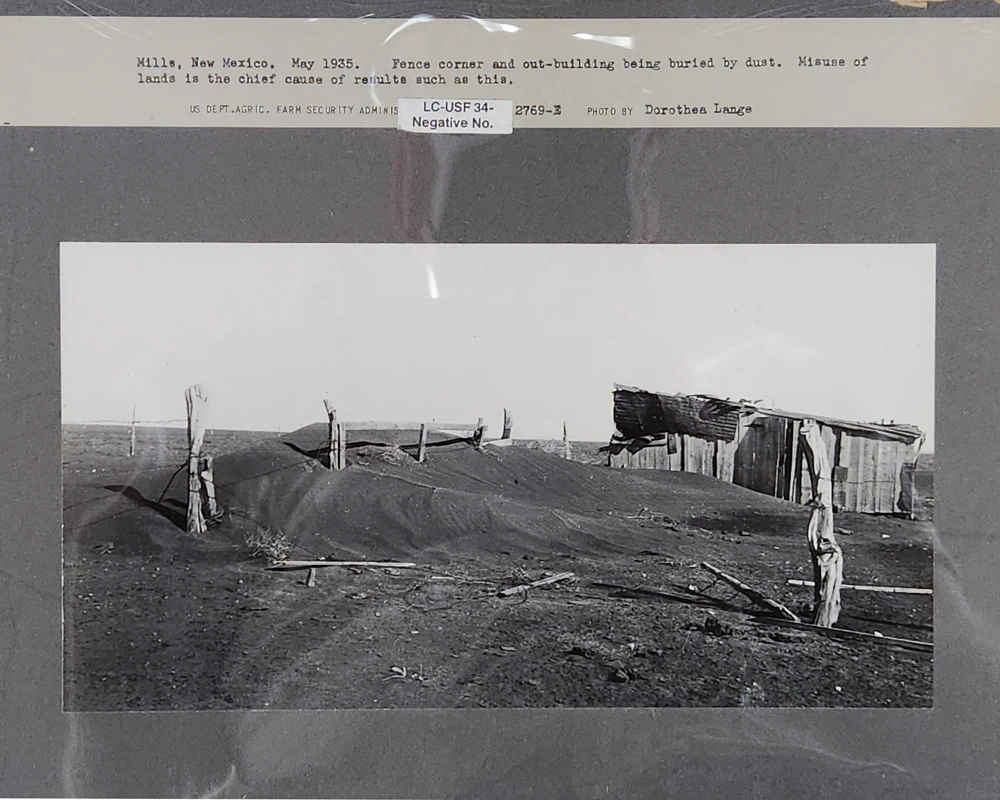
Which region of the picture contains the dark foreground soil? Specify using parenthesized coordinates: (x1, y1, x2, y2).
(62, 425, 933, 711)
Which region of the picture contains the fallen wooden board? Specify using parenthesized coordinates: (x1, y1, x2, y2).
(788, 579, 931, 595)
(702, 561, 800, 622)
(594, 579, 933, 653)
(592, 581, 723, 607)
(267, 560, 418, 570)
(498, 571, 574, 597)
(751, 616, 933, 654)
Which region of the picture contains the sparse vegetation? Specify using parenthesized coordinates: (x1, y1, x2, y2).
(244, 524, 291, 562)
(353, 444, 414, 467)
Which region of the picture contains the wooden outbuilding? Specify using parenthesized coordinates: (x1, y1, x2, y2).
(607, 384, 925, 515)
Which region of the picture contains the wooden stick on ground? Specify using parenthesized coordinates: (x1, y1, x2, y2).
(788, 579, 931, 595)
(498, 571, 574, 597)
(701, 562, 800, 622)
(751, 616, 933, 654)
(266, 560, 418, 570)
(592, 581, 723, 608)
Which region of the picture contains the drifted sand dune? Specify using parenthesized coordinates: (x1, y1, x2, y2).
(63, 422, 925, 579)
(211, 423, 816, 564)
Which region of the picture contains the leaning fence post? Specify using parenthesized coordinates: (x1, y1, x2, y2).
(473, 417, 485, 446)
(417, 423, 429, 462)
(502, 408, 513, 440)
(185, 384, 209, 534)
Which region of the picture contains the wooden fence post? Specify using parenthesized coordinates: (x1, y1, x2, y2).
(129, 404, 136, 458)
(185, 384, 209, 534)
(800, 419, 843, 627)
(563, 421, 571, 460)
(336, 422, 347, 470)
(473, 417, 485, 446)
(323, 399, 336, 471)
(502, 408, 513, 440)
(417, 423, 429, 462)
(201, 455, 219, 521)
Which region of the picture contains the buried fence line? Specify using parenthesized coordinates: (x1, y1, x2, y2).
(130, 391, 509, 537)
(66, 417, 188, 426)
(65, 414, 190, 458)
(318, 399, 510, 470)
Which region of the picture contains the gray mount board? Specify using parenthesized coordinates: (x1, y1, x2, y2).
(3, 3, 1000, 799)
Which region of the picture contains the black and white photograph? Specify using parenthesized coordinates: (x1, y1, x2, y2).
(61, 242, 934, 711)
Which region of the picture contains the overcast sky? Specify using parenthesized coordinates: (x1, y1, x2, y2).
(60, 243, 936, 448)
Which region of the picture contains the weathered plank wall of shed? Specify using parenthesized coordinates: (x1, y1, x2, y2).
(843, 433, 879, 513)
(610, 421, 919, 515)
(683, 435, 714, 476)
(715, 438, 737, 483)
(610, 433, 737, 480)
(827, 433, 915, 513)
(735, 415, 791, 498)
(608, 437, 681, 471)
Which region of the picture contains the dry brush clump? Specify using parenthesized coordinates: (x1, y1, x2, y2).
(353, 444, 415, 467)
(244, 524, 291, 562)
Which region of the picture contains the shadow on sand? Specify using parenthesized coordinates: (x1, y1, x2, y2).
(105, 484, 186, 530)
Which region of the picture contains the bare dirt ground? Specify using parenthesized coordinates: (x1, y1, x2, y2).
(62, 425, 933, 711)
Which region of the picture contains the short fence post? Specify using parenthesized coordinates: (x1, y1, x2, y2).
(502, 408, 513, 440)
(129, 404, 136, 458)
(323, 399, 336, 471)
(185, 384, 209, 534)
(473, 417, 485, 446)
(201, 454, 219, 520)
(417, 423, 429, 462)
(336, 422, 347, 470)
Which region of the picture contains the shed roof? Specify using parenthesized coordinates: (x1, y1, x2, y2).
(613, 384, 924, 444)
(613, 386, 741, 441)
